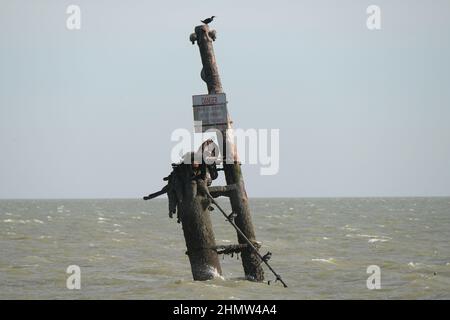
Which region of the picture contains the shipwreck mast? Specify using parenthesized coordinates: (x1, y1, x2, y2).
(190, 24, 265, 281)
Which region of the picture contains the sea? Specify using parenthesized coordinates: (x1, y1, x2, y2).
(1, 198, 449, 299)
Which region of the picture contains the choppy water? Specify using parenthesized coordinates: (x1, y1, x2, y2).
(1, 198, 449, 299)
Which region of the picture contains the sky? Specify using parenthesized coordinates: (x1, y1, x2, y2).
(1, 0, 449, 199)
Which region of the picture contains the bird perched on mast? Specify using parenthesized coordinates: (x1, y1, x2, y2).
(201, 16, 216, 25)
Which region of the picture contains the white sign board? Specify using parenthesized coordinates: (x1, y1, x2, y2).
(192, 93, 228, 132)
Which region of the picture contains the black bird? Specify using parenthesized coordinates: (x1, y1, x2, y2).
(201, 16, 215, 25)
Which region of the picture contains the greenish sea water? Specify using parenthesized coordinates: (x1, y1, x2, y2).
(1, 198, 449, 299)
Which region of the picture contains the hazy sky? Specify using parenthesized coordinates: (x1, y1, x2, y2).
(1, 0, 449, 198)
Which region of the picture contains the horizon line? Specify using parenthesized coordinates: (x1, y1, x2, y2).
(1, 195, 450, 201)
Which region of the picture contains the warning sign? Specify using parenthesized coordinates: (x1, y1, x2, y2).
(192, 93, 228, 132)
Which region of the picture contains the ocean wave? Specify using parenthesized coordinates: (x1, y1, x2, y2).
(368, 238, 389, 243)
(342, 225, 359, 232)
(407, 261, 432, 269)
(311, 258, 336, 264)
(355, 234, 392, 240)
(3, 219, 45, 224)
